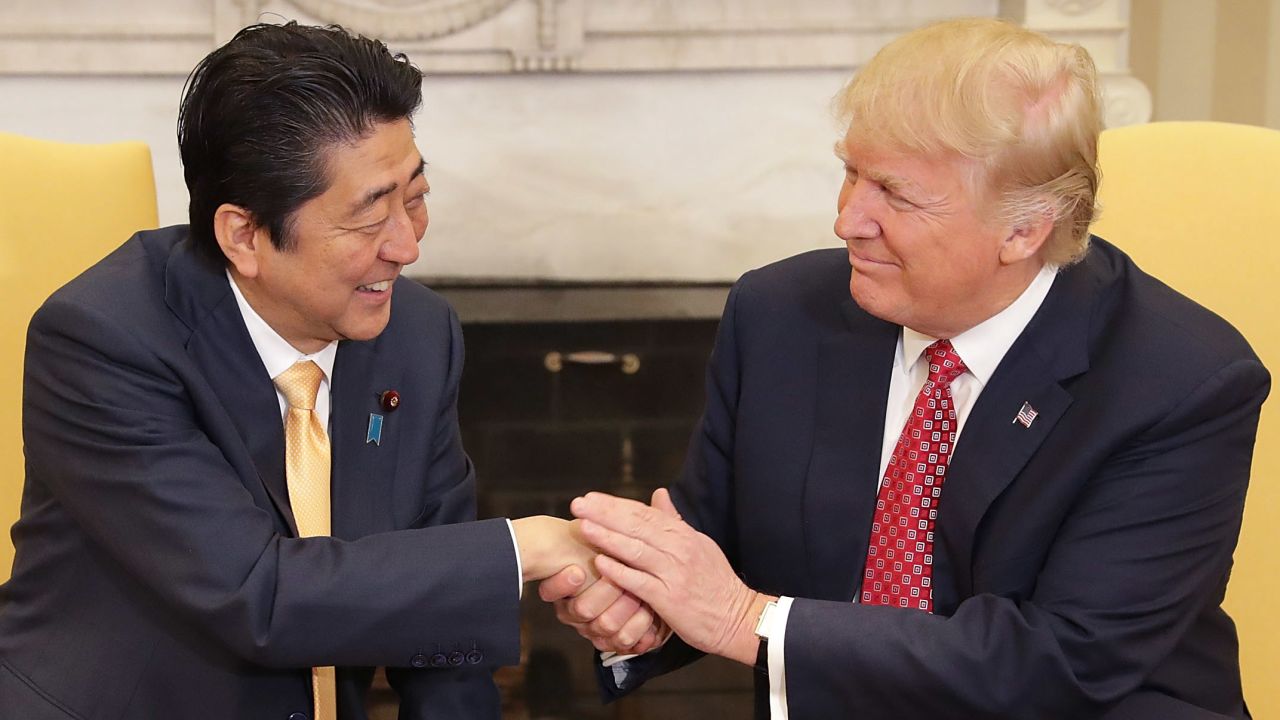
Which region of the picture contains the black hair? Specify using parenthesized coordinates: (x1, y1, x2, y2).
(177, 21, 423, 265)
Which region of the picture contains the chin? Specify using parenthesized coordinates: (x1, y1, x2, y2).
(849, 276, 902, 325)
(340, 315, 393, 342)
(848, 272, 878, 310)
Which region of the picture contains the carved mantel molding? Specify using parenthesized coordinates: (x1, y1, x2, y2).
(0, 0, 1151, 124)
(284, 0, 518, 40)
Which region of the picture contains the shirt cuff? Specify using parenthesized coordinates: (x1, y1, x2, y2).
(767, 595, 794, 720)
(601, 622, 674, 689)
(600, 623, 673, 667)
(504, 518, 523, 600)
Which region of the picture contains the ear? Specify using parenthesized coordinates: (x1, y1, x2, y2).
(998, 210, 1054, 266)
(213, 203, 268, 278)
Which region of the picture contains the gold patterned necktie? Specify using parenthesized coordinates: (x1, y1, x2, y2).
(274, 360, 337, 720)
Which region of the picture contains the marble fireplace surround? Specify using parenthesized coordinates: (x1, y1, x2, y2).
(0, 0, 1150, 283)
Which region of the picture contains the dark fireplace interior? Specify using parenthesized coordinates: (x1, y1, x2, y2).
(368, 281, 753, 718)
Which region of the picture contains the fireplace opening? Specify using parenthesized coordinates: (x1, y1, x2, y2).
(454, 281, 753, 719)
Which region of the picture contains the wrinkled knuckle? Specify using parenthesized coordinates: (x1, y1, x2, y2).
(568, 596, 595, 621)
(598, 580, 624, 602)
(593, 615, 621, 636)
(627, 510, 649, 536)
(635, 607, 654, 626)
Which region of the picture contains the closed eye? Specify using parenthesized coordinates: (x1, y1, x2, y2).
(357, 218, 387, 234)
(886, 191, 919, 210)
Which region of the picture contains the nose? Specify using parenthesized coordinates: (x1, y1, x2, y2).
(834, 180, 881, 241)
(379, 209, 422, 266)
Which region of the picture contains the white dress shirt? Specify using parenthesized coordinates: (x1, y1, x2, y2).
(227, 272, 339, 424)
(763, 264, 1058, 718)
(226, 273, 524, 596)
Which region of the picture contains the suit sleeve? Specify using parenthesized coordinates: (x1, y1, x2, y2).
(22, 296, 521, 670)
(782, 355, 1268, 718)
(385, 306, 504, 716)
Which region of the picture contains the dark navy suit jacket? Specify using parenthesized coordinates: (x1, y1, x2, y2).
(607, 239, 1268, 719)
(0, 226, 518, 719)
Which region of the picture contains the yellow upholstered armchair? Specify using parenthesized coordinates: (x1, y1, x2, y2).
(1091, 121, 1280, 718)
(0, 131, 158, 581)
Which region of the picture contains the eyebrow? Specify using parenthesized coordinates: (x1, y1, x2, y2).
(347, 159, 427, 217)
(868, 171, 920, 197)
(833, 144, 928, 200)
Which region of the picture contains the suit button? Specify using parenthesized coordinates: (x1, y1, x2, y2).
(447, 651, 465, 666)
(410, 653, 428, 668)
(465, 650, 483, 665)
(288, 713, 309, 720)
(430, 653, 449, 668)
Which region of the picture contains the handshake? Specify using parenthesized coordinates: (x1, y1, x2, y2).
(511, 489, 775, 667)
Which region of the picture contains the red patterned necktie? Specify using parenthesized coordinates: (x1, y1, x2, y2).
(861, 339, 967, 613)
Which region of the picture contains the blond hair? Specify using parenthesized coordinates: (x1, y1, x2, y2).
(835, 18, 1102, 266)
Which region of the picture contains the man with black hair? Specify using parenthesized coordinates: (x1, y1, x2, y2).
(0, 22, 601, 719)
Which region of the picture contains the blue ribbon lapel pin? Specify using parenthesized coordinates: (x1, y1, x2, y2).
(367, 413, 384, 445)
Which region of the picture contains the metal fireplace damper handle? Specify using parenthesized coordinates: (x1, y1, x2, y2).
(543, 351, 641, 375)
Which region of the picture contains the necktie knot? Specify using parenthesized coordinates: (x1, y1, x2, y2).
(926, 339, 967, 387)
(274, 360, 325, 411)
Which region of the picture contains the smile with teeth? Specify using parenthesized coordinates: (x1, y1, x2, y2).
(357, 280, 393, 292)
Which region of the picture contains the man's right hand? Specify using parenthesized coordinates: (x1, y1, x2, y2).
(510, 515, 599, 583)
(535, 489, 683, 656)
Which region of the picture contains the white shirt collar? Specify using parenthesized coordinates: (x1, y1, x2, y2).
(898, 264, 1058, 387)
(226, 270, 338, 384)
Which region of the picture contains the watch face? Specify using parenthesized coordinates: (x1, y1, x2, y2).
(754, 600, 779, 639)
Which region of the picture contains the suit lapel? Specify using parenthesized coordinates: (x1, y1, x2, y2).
(802, 299, 898, 601)
(931, 267, 1094, 614)
(329, 337, 403, 539)
(164, 239, 299, 535)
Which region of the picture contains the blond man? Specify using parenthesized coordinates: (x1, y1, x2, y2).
(547, 18, 1267, 719)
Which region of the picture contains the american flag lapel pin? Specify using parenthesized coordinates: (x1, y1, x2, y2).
(1013, 401, 1038, 428)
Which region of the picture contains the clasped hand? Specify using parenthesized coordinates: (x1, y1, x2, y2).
(511, 512, 663, 654)
(534, 489, 767, 666)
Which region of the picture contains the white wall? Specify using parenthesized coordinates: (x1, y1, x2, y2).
(1, 0, 1147, 281)
(1130, 0, 1280, 129)
(0, 70, 848, 281)
(1268, 0, 1280, 128)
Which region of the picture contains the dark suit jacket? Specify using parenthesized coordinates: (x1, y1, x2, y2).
(0, 226, 519, 719)
(606, 238, 1269, 719)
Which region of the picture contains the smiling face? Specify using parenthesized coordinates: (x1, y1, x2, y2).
(834, 130, 1046, 338)
(221, 118, 429, 353)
